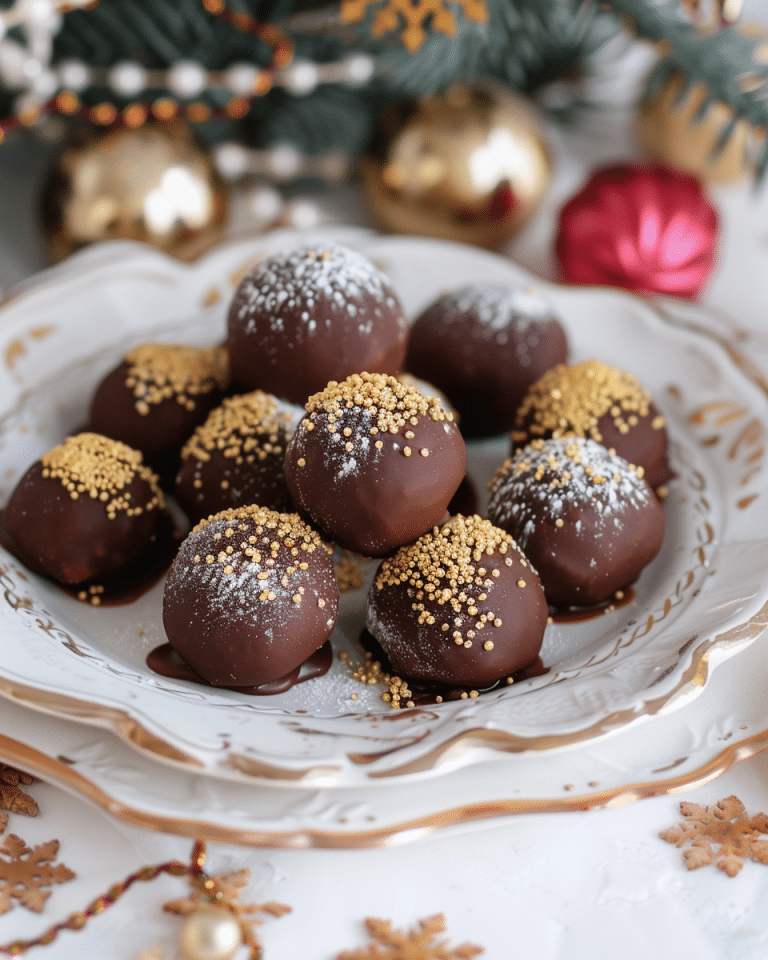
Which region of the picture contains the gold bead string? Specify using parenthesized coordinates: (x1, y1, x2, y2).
(0, 847, 195, 956)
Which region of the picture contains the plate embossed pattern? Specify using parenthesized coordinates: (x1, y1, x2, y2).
(0, 227, 767, 787)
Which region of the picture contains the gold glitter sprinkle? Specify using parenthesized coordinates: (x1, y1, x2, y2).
(374, 515, 527, 647)
(304, 372, 453, 436)
(181, 390, 295, 467)
(123, 344, 228, 416)
(511, 359, 658, 447)
(40, 433, 163, 519)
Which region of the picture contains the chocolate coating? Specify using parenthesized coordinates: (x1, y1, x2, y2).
(226, 241, 409, 404)
(162, 505, 339, 687)
(366, 515, 548, 689)
(284, 372, 466, 557)
(487, 437, 665, 608)
(4, 432, 164, 586)
(88, 343, 229, 467)
(174, 391, 302, 524)
(510, 359, 674, 491)
(406, 284, 568, 437)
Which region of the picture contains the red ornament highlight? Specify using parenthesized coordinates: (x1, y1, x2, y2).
(556, 163, 719, 299)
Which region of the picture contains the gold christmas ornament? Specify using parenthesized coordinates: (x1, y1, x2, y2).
(40, 122, 228, 263)
(360, 84, 551, 249)
(637, 23, 768, 183)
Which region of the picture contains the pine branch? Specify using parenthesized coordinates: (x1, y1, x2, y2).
(603, 0, 768, 175)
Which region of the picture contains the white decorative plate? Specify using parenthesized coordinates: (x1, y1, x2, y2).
(0, 227, 767, 787)
(3, 621, 768, 846)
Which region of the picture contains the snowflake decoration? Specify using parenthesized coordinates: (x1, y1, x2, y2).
(336, 913, 484, 960)
(660, 795, 768, 877)
(0, 763, 38, 817)
(0, 830, 75, 913)
(340, 0, 488, 53)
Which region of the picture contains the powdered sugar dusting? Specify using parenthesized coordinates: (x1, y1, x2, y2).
(235, 240, 406, 334)
(488, 437, 654, 550)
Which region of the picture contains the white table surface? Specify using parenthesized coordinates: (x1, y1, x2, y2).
(3, 14, 768, 956)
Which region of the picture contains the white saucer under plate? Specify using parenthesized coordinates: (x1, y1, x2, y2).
(0, 227, 767, 787)
(1, 623, 768, 847)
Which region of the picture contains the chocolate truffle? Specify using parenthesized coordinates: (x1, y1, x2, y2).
(88, 343, 229, 467)
(366, 514, 548, 689)
(162, 505, 339, 687)
(174, 391, 302, 524)
(510, 359, 674, 491)
(487, 437, 665, 608)
(406, 284, 568, 437)
(3, 432, 164, 586)
(284, 372, 466, 557)
(226, 241, 409, 404)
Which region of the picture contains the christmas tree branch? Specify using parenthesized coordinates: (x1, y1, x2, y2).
(603, 0, 768, 175)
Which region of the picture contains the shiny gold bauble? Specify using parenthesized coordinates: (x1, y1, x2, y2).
(40, 122, 228, 262)
(361, 84, 551, 249)
(637, 25, 767, 183)
(179, 906, 243, 960)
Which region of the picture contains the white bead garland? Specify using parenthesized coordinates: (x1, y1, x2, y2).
(224, 62, 259, 96)
(278, 58, 320, 96)
(108, 60, 148, 97)
(56, 58, 90, 91)
(0, 0, 378, 140)
(168, 60, 207, 99)
(212, 139, 351, 184)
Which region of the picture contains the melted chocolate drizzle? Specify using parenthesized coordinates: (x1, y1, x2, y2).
(146, 640, 333, 695)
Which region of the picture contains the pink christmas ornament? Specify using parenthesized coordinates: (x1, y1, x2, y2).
(556, 163, 719, 299)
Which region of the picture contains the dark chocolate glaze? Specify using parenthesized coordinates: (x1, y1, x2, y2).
(88, 353, 227, 470)
(174, 393, 301, 525)
(406, 284, 568, 438)
(162, 506, 339, 687)
(147, 640, 332, 695)
(3, 455, 163, 586)
(488, 438, 665, 608)
(447, 474, 478, 517)
(549, 586, 636, 623)
(359, 629, 548, 704)
(510, 361, 674, 491)
(285, 406, 466, 558)
(226, 241, 409, 404)
(365, 518, 548, 689)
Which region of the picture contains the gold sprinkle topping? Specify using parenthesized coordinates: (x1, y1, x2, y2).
(512, 359, 658, 447)
(123, 344, 228, 415)
(304, 372, 453, 436)
(374, 515, 526, 639)
(190, 504, 333, 591)
(40, 432, 163, 519)
(181, 390, 295, 465)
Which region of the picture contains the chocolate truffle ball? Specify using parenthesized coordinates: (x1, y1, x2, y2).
(162, 505, 339, 687)
(88, 343, 229, 466)
(510, 359, 674, 491)
(406, 284, 568, 437)
(226, 241, 409, 404)
(4, 432, 164, 586)
(366, 515, 548, 689)
(174, 391, 302, 525)
(487, 437, 665, 608)
(284, 372, 466, 557)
